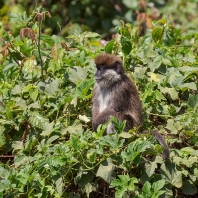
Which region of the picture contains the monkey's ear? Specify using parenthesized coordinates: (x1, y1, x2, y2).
(114, 61, 124, 73)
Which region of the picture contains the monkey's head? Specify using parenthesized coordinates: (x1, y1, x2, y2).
(94, 54, 124, 88)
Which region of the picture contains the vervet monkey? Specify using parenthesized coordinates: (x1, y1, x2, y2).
(92, 53, 170, 159)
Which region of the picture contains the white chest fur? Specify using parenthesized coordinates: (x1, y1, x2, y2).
(98, 88, 111, 113)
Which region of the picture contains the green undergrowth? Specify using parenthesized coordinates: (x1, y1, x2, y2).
(0, 8, 198, 198)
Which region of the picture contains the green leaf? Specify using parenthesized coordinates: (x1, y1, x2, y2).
(151, 56, 162, 71)
(11, 84, 22, 95)
(160, 162, 182, 188)
(134, 67, 147, 79)
(46, 135, 59, 144)
(12, 141, 23, 151)
(121, 36, 132, 55)
(0, 126, 6, 148)
(40, 34, 54, 46)
(83, 31, 100, 38)
(110, 175, 129, 187)
(119, 132, 132, 138)
(55, 177, 63, 195)
(180, 147, 195, 155)
(122, 0, 138, 9)
(182, 180, 197, 195)
(152, 179, 165, 192)
(145, 161, 157, 177)
(41, 121, 54, 136)
(165, 119, 182, 134)
(75, 79, 94, 98)
(142, 181, 151, 193)
(29, 112, 49, 130)
(105, 39, 117, 53)
(68, 66, 89, 84)
(152, 27, 163, 42)
(121, 140, 151, 164)
(96, 159, 115, 184)
(158, 19, 167, 25)
(159, 85, 178, 101)
(29, 88, 38, 102)
(187, 94, 198, 108)
(128, 177, 138, 191)
(44, 78, 60, 96)
(178, 82, 197, 91)
(85, 183, 96, 197)
(0, 179, 10, 192)
(61, 123, 83, 135)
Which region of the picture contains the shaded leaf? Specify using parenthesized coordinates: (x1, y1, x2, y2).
(96, 159, 115, 184)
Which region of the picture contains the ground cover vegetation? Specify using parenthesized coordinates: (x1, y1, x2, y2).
(0, 1, 198, 198)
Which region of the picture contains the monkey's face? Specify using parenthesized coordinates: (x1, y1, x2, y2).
(95, 62, 123, 88)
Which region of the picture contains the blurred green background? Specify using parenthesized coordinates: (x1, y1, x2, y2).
(1, 0, 198, 38)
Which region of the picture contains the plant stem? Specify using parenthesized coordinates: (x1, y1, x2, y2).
(36, 15, 44, 81)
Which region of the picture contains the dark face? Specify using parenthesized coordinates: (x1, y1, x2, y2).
(95, 61, 123, 87)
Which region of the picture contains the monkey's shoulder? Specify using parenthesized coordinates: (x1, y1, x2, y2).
(113, 75, 138, 93)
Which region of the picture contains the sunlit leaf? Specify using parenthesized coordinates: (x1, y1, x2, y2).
(29, 112, 49, 130)
(152, 27, 163, 42)
(105, 39, 117, 53)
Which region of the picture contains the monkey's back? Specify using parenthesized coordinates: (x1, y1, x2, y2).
(111, 74, 142, 129)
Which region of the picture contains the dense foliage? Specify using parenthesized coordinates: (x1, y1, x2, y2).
(1, 0, 198, 37)
(0, 4, 198, 198)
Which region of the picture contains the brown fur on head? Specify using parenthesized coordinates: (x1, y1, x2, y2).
(94, 54, 123, 67)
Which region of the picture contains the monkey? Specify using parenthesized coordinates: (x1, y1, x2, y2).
(92, 53, 170, 159)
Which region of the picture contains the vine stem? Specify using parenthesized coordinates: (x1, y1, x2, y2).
(36, 15, 44, 81)
(147, 112, 173, 118)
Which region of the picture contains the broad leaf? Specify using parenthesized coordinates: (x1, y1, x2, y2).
(96, 159, 115, 184)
